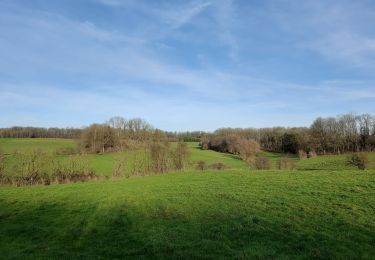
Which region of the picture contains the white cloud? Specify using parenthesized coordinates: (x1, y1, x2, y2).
(269, 1, 375, 69)
(212, 0, 239, 61)
(1, 0, 375, 130)
(160, 0, 212, 29)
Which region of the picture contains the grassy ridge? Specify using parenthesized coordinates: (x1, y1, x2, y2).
(0, 170, 374, 258)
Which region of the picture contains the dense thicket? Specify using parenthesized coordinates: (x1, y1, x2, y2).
(81, 124, 117, 153)
(106, 117, 162, 142)
(0, 127, 82, 138)
(79, 117, 167, 153)
(201, 134, 260, 163)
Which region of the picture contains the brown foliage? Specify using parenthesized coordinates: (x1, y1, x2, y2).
(255, 157, 272, 170)
(2, 152, 97, 186)
(210, 162, 226, 170)
(173, 142, 189, 171)
(112, 155, 126, 178)
(278, 157, 295, 170)
(52, 155, 97, 184)
(81, 124, 117, 153)
(347, 153, 370, 170)
(0, 149, 5, 179)
(298, 150, 308, 160)
(307, 151, 317, 158)
(196, 160, 207, 171)
(201, 133, 260, 163)
(149, 142, 171, 174)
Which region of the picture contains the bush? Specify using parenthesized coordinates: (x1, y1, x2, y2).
(210, 162, 226, 170)
(308, 151, 317, 158)
(112, 155, 126, 178)
(149, 143, 171, 174)
(130, 151, 151, 177)
(196, 160, 207, 171)
(278, 157, 295, 170)
(298, 150, 307, 160)
(55, 147, 81, 155)
(255, 157, 272, 170)
(0, 149, 5, 180)
(12, 150, 51, 185)
(347, 153, 370, 170)
(52, 155, 97, 183)
(173, 142, 189, 171)
(201, 134, 260, 158)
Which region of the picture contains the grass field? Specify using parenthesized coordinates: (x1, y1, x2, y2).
(0, 138, 375, 258)
(0, 138, 78, 153)
(0, 139, 250, 177)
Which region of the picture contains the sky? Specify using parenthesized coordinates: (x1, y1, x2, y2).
(0, 0, 375, 131)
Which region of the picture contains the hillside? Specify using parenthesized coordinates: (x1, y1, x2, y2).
(0, 138, 375, 258)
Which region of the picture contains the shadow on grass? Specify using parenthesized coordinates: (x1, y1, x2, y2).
(0, 201, 374, 259)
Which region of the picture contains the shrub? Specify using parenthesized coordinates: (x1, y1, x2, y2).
(196, 160, 207, 171)
(278, 157, 295, 170)
(52, 155, 97, 183)
(55, 147, 80, 155)
(210, 162, 226, 170)
(149, 143, 171, 174)
(298, 150, 308, 160)
(308, 151, 317, 158)
(347, 153, 370, 170)
(173, 142, 189, 171)
(237, 139, 260, 163)
(112, 156, 126, 178)
(130, 151, 151, 177)
(0, 149, 5, 180)
(201, 134, 260, 158)
(255, 157, 272, 170)
(6, 150, 52, 186)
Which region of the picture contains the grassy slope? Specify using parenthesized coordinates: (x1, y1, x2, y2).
(3, 138, 374, 174)
(0, 138, 78, 153)
(0, 170, 374, 259)
(1, 138, 375, 258)
(0, 139, 250, 176)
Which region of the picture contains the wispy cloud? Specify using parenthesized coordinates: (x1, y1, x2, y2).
(269, 0, 375, 69)
(1, 0, 375, 130)
(160, 0, 212, 29)
(212, 0, 239, 61)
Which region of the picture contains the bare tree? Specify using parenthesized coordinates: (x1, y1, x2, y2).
(81, 124, 117, 153)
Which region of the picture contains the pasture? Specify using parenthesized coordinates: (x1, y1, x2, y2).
(0, 138, 375, 258)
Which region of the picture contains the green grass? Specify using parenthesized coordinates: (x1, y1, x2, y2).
(0, 138, 78, 154)
(2, 139, 373, 174)
(0, 170, 374, 258)
(187, 142, 248, 170)
(1, 138, 375, 258)
(0, 140, 250, 177)
(297, 153, 375, 171)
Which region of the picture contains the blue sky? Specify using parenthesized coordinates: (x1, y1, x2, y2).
(1, 0, 375, 131)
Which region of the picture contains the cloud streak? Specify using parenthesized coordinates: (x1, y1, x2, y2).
(1, 0, 375, 130)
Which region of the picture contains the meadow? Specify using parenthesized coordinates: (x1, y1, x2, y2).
(0, 138, 374, 258)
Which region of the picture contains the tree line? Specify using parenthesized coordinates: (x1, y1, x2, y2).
(0, 127, 82, 138)
(2, 113, 375, 155)
(202, 113, 375, 155)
